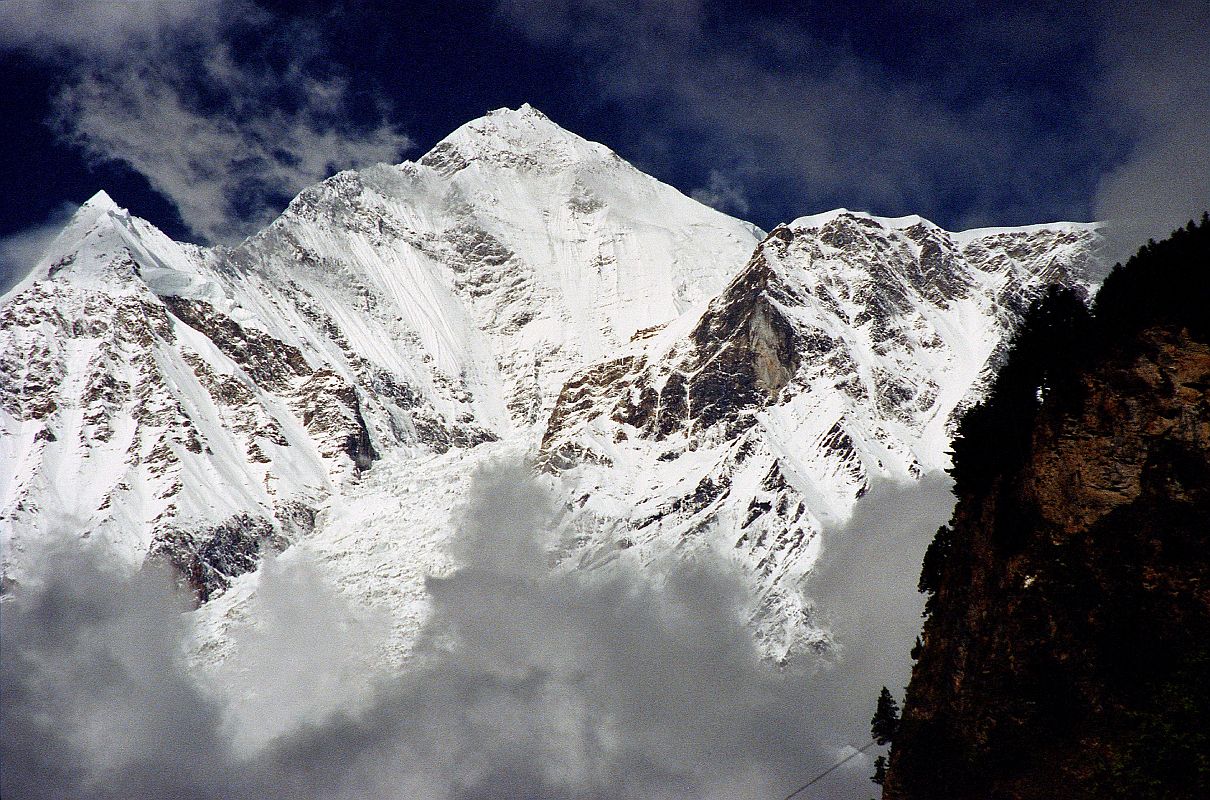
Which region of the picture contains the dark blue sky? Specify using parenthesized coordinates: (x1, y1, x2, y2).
(1, 0, 1206, 272)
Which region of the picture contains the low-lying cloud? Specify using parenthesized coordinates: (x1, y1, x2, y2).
(2, 460, 954, 799)
(804, 472, 956, 748)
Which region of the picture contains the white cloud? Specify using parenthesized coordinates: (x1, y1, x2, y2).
(3, 0, 410, 244)
(0, 202, 79, 294)
(1092, 0, 1210, 264)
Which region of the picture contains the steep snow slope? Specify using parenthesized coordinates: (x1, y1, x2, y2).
(538, 210, 1099, 657)
(0, 192, 375, 597)
(0, 106, 761, 599)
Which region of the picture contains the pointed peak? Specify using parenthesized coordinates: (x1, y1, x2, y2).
(81, 189, 120, 213)
(421, 104, 611, 174)
(59, 191, 129, 244)
(1, 192, 134, 299)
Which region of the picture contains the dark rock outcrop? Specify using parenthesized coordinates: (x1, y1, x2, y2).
(541, 248, 801, 459)
(886, 218, 1210, 800)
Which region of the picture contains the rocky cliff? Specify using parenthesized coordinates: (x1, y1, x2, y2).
(885, 217, 1210, 800)
(539, 211, 1097, 657)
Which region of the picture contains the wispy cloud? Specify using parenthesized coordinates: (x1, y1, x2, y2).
(1092, 0, 1210, 264)
(1, 0, 410, 244)
(0, 202, 79, 294)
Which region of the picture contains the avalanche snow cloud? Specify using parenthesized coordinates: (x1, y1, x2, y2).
(0, 459, 952, 800)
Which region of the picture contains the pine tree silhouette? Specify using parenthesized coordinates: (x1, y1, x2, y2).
(872, 686, 901, 745)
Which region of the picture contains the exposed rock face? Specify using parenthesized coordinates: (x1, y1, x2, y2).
(543, 250, 802, 452)
(886, 325, 1210, 799)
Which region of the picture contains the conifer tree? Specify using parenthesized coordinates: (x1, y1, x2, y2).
(872, 686, 901, 745)
(872, 755, 888, 786)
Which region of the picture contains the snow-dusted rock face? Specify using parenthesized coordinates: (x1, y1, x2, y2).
(539, 211, 1098, 657)
(0, 105, 761, 601)
(0, 194, 374, 599)
(1, 105, 1097, 659)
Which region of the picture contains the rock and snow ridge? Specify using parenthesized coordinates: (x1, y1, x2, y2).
(539, 211, 1097, 654)
(0, 104, 1099, 659)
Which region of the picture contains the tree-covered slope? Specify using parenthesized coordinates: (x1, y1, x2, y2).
(886, 216, 1210, 800)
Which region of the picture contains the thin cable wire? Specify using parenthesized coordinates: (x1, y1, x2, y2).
(778, 739, 881, 800)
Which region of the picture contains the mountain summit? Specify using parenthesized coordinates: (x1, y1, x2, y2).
(0, 106, 1098, 660)
(421, 103, 616, 174)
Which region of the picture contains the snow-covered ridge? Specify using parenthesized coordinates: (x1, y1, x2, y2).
(789, 208, 942, 232)
(538, 211, 1099, 657)
(0, 105, 1099, 661)
(0, 106, 761, 602)
(789, 207, 1099, 239)
(949, 219, 1102, 244)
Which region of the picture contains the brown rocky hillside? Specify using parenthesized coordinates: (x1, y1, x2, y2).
(885, 218, 1210, 800)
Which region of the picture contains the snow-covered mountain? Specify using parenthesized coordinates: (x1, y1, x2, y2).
(539, 210, 1097, 654)
(0, 105, 1097, 658)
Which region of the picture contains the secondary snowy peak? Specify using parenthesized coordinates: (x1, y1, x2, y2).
(789, 208, 942, 232)
(539, 211, 1099, 657)
(0, 197, 379, 600)
(788, 207, 1097, 238)
(543, 211, 1099, 472)
(3, 191, 202, 298)
(783, 211, 1097, 304)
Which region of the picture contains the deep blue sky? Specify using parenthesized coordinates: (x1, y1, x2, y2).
(1, 0, 1206, 273)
